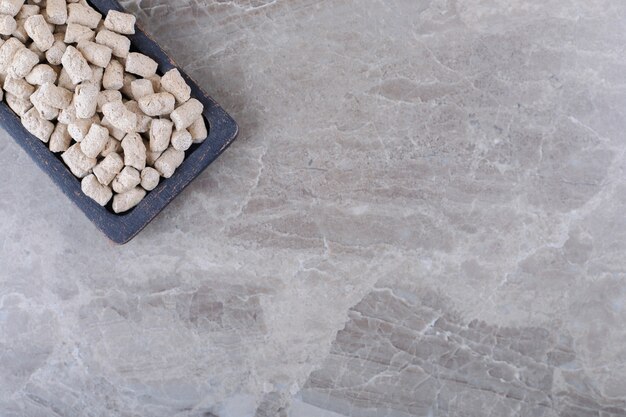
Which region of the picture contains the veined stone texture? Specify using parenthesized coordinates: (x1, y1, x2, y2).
(1, 0, 626, 416)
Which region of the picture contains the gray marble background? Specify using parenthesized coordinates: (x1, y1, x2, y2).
(1, 0, 626, 416)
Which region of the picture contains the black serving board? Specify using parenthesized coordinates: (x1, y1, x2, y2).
(1, 0, 239, 244)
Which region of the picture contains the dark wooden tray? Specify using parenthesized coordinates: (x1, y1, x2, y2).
(1, 0, 239, 244)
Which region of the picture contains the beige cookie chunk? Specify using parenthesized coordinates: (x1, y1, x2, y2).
(104, 10, 135, 35)
(96, 89, 121, 112)
(45, 32, 66, 64)
(61, 45, 92, 84)
(21, 106, 54, 142)
(6, 92, 32, 116)
(149, 118, 172, 152)
(29, 87, 59, 120)
(171, 128, 192, 152)
(57, 66, 77, 90)
(154, 147, 184, 178)
(93, 152, 123, 185)
(58, 102, 76, 124)
(0, 0, 25, 17)
(39, 82, 73, 109)
(137, 92, 175, 116)
(61, 143, 97, 178)
(48, 122, 72, 153)
(170, 98, 203, 130)
(189, 116, 208, 143)
(4, 75, 35, 98)
(81, 174, 112, 206)
(140, 167, 160, 191)
(64, 22, 94, 43)
(67, 3, 100, 29)
(8, 47, 39, 79)
(25, 63, 57, 85)
(160, 68, 190, 103)
(112, 186, 146, 213)
(95, 29, 129, 58)
(0, 14, 17, 35)
(45, 0, 68, 25)
(125, 52, 157, 78)
(121, 132, 146, 170)
(99, 136, 121, 158)
(24, 14, 54, 51)
(16, 4, 39, 20)
(124, 100, 150, 133)
(73, 81, 99, 118)
(0, 37, 24, 74)
(112, 166, 140, 193)
(67, 115, 99, 141)
(100, 115, 125, 140)
(77, 40, 111, 68)
(80, 123, 109, 158)
(101, 100, 136, 133)
(102, 58, 123, 90)
(130, 78, 153, 99)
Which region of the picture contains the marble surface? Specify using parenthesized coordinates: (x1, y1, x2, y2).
(1, 0, 626, 416)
